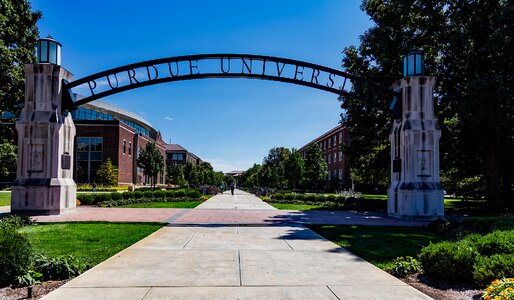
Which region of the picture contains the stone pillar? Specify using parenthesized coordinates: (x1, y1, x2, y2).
(387, 76, 444, 219)
(11, 64, 76, 215)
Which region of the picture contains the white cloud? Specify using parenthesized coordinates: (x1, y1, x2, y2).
(165, 117, 173, 121)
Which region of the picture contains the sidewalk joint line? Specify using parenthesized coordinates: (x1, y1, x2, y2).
(327, 285, 341, 300)
(280, 235, 295, 251)
(140, 287, 153, 300)
(182, 232, 196, 249)
(238, 250, 243, 286)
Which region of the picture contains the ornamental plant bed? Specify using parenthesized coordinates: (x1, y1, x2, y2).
(0, 279, 68, 300)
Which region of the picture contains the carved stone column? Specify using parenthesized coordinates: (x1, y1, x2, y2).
(11, 64, 76, 215)
(387, 76, 444, 219)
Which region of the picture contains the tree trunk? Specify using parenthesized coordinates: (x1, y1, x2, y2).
(485, 143, 503, 210)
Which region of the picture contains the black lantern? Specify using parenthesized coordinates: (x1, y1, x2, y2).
(402, 50, 424, 77)
(36, 35, 61, 65)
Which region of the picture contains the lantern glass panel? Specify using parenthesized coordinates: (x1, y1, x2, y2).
(408, 54, 415, 76)
(40, 41, 48, 63)
(56, 45, 61, 65)
(49, 42, 57, 64)
(416, 54, 423, 75)
(403, 56, 407, 76)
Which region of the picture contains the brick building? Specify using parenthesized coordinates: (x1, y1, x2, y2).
(298, 124, 350, 188)
(71, 101, 166, 185)
(165, 144, 203, 166)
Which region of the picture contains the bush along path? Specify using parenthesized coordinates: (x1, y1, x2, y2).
(77, 189, 203, 207)
(390, 217, 514, 299)
(266, 192, 386, 211)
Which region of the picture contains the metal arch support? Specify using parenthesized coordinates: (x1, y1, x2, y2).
(62, 53, 396, 112)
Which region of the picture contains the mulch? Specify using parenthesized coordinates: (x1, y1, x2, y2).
(401, 274, 482, 300)
(0, 280, 68, 300)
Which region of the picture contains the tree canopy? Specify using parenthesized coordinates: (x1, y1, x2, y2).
(137, 143, 164, 189)
(342, 0, 513, 209)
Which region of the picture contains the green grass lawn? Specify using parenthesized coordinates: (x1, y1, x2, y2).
(268, 202, 329, 210)
(116, 201, 203, 208)
(18, 222, 163, 267)
(0, 192, 10, 206)
(362, 194, 388, 200)
(309, 225, 445, 270)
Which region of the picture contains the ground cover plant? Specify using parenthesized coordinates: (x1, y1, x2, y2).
(0, 192, 10, 206)
(266, 193, 386, 211)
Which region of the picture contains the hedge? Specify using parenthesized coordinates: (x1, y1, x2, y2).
(267, 193, 385, 211)
(98, 197, 201, 207)
(77, 189, 203, 206)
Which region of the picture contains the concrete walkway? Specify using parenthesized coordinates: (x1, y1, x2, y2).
(195, 189, 277, 210)
(41, 191, 432, 299)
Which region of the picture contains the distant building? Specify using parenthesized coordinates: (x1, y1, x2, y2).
(298, 124, 349, 188)
(165, 144, 203, 166)
(71, 101, 167, 185)
(225, 171, 244, 177)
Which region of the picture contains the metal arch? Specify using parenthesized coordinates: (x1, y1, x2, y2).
(62, 53, 395, 112)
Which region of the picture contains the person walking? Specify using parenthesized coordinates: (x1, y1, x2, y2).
(230, 181, 235, 195)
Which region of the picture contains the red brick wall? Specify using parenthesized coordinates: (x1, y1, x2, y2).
(118, 123, 136, 184)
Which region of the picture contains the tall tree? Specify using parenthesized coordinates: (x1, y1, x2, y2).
(304, 143, 328, 190)
(342, 0, 514, 209)
(283, 148, 304, 189)
(95, 158, 118, 186)
(0, 0, 41, 139)
(166, 162, 187, 187)
(137, 143, 164, 189)
(262, 147, 290, 188)
(0, 142, 16, 177)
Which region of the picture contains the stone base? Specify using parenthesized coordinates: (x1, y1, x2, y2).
(387, 182, 444, 220)
(11, 178, 76, 215)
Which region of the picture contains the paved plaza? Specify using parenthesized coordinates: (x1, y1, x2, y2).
(39, 190, 432, 299)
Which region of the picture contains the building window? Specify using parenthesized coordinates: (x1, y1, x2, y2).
(329, 138, 332, 148)
(328, 155, 331, 164)
(128, 142, 132, 156)
(339, 132, 343, 144)
(333, 153, 337, 163)
(339, 151, 342, 161)
(339, 169, 343, 179)
(76, 137, 103, 183)
(122, 140, 126, 154)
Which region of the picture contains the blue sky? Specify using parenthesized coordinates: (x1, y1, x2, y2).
(32, 0, 372, 172)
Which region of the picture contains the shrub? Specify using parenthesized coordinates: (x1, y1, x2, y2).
(77, 194, 94, 205)
(95, 193, 112, 203)
(284, 194, 294, 201)
(294, 194, 305, 201)
(325, 195, 336, 202)
(473, 254, 514, 286)
(0, 215, 33, 229)
(419, 241, 479, 282)
(315, 195, 327, 202)
(271, 193, 284, 200)
(466, 230, 514, 256)
(305, 194, 316, 202)
(143, 191, 154, 199)
(482, 278, 514, 300)
(34, 254, 84, 280)
(122, 192, 134, 200)
(186, 189, 201, 199)
(174, 190, 186, 197)
(387, 256, 422, 277)
(153, 190, 165, 200)
(0, 227, 33, 287)
(110, 192, 122, 201)
(165, 190, 175, 198)
(133, 191, 143, 199)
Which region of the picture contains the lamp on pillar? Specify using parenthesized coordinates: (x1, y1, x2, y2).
(36, 35, 62, 65)
(402, 50, 424, 77)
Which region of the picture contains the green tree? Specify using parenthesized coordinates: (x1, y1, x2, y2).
(0, 0, 41, 139)
(137, 143, 164, 189)
(240, 164, 261, 188)
(342, 0, 514, 209)
(283, 149, 304, 189)
(304, 143, 328, 190)
(166, 162, 187, 187)
(0, 142, 16, 177)
(95, 158, 118, 186)
(262, 147, 290, 188)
